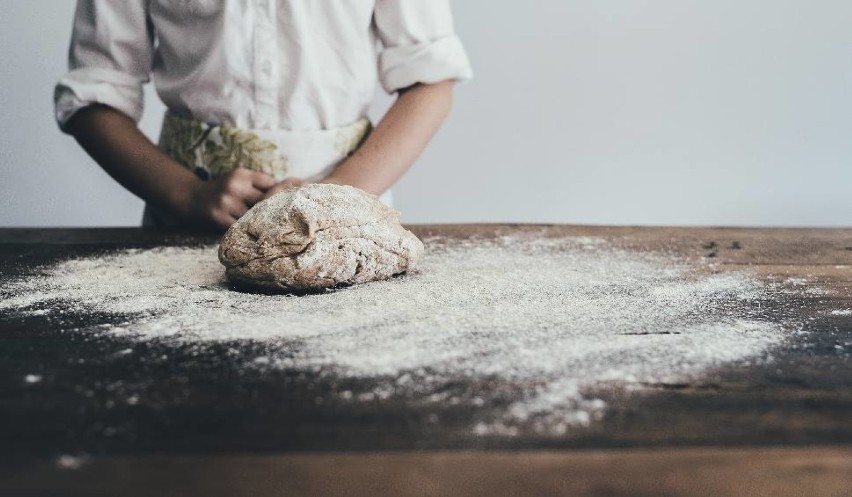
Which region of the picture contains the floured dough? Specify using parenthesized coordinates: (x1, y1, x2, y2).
(218, 184, 424, 291)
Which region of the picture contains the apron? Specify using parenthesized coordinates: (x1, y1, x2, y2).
(142, 112, 391, 226)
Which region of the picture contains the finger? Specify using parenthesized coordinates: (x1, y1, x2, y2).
(222, 174, 266, 204)
(262, 179, 304, 200)
(222, 168, 275, 191)
(261, 183, 288, 201)
(211, 211, 238, 232)
(248, 171, 277, 190)
(242, 186, 266, 206)
(221, 195, 249, 219)
(223, 167, 252, 182)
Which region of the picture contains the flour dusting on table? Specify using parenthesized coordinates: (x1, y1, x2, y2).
(1, 235, 787, 435)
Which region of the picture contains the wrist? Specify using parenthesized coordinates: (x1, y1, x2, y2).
(319, 173, 345, 186)
(162, 171, 202, 219)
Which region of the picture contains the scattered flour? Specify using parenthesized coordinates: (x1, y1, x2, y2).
(24, 374, 43, 384)
(1, 234, 787, 435)
(55, 454, 88, 470)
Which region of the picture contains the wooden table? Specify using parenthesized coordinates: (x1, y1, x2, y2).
(1, 226, 851, 496)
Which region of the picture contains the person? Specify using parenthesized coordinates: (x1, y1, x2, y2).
(55, 0, 472, 231)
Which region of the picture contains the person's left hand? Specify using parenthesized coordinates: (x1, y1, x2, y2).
(262, 177, 308, 200)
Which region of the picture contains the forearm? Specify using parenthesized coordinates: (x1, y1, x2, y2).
(65, 105, 198, 215)
(323, 81, 456, 196)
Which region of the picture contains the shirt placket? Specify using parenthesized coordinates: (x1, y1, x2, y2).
(253, 0, 279, 129)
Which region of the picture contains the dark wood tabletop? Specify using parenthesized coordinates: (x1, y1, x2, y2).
(1, 226, 851, 497)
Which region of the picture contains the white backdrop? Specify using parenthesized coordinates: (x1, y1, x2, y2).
(1, 1, 850, 227)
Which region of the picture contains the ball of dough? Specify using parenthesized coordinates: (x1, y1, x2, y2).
(218, 184, 424, 292)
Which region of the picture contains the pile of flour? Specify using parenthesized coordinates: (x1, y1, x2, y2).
(1, 234, 787, 435)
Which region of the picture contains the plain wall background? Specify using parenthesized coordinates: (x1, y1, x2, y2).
(1, 0, 850, 227)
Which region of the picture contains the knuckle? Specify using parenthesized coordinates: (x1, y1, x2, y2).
(224, 179, 242, 194)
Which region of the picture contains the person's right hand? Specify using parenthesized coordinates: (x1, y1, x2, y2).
(261, 177, 308, 201)
(179, 168, 276, 231)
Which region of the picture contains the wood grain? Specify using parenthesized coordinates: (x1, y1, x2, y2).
(3, 447, 851, 497)
(1, 226, 851, 496)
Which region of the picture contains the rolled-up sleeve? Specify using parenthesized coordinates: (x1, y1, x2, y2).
(373, 0, 473, 94)
(54, 0, 153, 132)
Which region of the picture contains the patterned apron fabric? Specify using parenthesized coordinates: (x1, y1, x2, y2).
(158, 112, 372, 181)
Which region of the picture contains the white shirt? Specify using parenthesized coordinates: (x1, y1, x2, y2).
(55, 0, 472, 132)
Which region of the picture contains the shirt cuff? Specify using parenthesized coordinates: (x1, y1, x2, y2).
(378, 34, 473, 94)
(54, 68, 145, 132)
